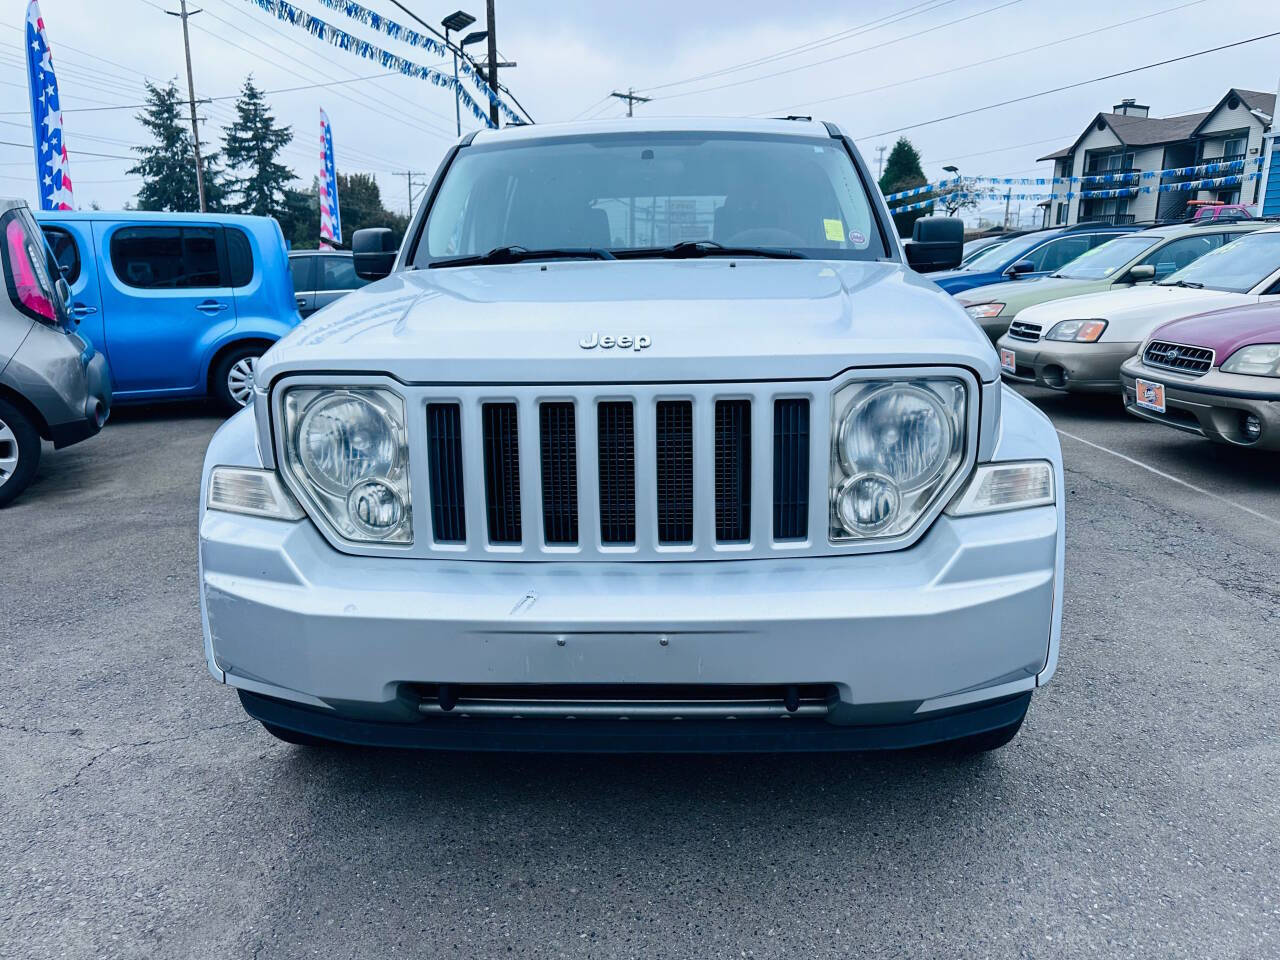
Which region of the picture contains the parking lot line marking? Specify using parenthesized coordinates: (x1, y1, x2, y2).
(1056, 428, 1280, 529)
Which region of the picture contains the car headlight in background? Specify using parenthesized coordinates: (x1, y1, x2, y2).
(1220, 343, 1280, 377)
(830, 379, 966, 541)
(281, 386, 412, 543)
(964, 302, 1005, 319)
(1045, 319, 1107, 342)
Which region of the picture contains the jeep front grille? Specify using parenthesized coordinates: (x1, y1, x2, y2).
(1008, 321, 1041, 342)
(1143, 340, 1214, 376)
(273, 372, 980, 561)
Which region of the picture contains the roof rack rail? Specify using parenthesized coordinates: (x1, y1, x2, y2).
(774, 115, 812, 122)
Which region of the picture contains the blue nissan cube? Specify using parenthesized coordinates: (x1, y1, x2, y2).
(35, 211, 301, 411)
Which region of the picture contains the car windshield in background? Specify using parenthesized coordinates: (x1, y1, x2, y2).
(960, 231, 1042, 271)
(417, 132, 885, 265)
(1054, 235, 1161, 279)
(1159, 232, 1280, 293)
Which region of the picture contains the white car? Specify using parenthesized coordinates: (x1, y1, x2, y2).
(198, 118, 1064, 754)
(995, 227, 1280, 392)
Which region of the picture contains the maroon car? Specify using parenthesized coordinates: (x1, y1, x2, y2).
(1120, 301, 1280, 450)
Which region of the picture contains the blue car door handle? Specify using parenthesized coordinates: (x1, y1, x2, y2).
(70, 302, 98, 318)
(196, 299, 230, 314)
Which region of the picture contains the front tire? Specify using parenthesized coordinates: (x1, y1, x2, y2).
(0, 398, 41, 508)
(211, 345, 264, 413)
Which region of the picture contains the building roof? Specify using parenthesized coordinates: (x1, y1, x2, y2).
(1036, 88, 1277, 163)
(1037, 110, 1208, 161)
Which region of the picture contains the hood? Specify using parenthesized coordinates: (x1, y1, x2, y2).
(257, 258, 1000, 386)
(956, 275, 1101, 309)
(1148, 301, 1280, 357)
(1015, 283, 1254, 340)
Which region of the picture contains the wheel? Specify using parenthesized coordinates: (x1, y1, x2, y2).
(258, 721, 337, 748)
(211, 345, 265, 413)
(0, 398, 41, 508)
(940, 710, 1027, 755)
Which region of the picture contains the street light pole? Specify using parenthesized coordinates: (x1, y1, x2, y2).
(441, 11, 476, 138)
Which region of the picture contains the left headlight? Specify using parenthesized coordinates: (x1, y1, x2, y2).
(830, 379, 966, 541)
(964, 302, 1005, 319)
(1045, 319, 1107, 342)
(1220, 343, 1280, 377)
(280, 386, 412, 543)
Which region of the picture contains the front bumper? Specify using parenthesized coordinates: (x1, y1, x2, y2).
(996, 335, 1139, 393)
(1120, 357, 1280, 450)
(198, 390, 1065, 750)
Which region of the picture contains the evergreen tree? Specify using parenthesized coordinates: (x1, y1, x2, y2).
(335, 172, 409, 240)
(276, 182, 320, 250)
(222, 77, 295, 216)
(878, 137, 928, 239)
(128, 81, 225, 212)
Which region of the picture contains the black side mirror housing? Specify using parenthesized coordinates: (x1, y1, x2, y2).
(904, 217, 964, 272)
(352, 228, 398, 281)
(1126, 263, 1156, 283)
(1007, 259, 1035, 277)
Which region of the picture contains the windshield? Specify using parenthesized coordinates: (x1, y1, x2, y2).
(960, 231, 1042, 271)
(1055, 235, 1161, 279)
(961, 237, 1009, 264)
(1158, 232, 1280, 293)
(416, 132, 885, 265)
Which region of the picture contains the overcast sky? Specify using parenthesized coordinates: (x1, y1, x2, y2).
(2, 0, 1277, 226)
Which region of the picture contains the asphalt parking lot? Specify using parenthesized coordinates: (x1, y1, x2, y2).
(2, 386, 1278, 960)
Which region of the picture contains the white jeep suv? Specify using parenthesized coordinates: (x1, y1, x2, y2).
(198, 119, 1064, 753)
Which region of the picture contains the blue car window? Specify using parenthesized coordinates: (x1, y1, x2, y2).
(40, 225, 80, 285)
(110, 226, 224, 290)
(225, 227, 254, 288)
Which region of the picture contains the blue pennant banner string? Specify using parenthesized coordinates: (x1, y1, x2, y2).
(886, 173, 1261, 211)
(240, 0, 496, 128)
(311, 0, 524, 125)
(882, 157, 1264, 203)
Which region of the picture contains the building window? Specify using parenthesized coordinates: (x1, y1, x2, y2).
(1055, 203, 1068, 225)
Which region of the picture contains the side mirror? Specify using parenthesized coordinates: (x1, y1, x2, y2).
(1126, 264, 1156, 283)
(904, 217, 964, 272)
(1007, 260, 1035, 277)
(352, 228, 398, 281)
(55, 276, 71, 308)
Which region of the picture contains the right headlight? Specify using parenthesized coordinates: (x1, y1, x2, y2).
(280, 386, 413, 544)
(1220, 343, 1280, 377)
(829, 379, 966, 541)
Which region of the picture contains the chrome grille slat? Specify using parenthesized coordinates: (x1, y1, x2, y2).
(1008, 321, 1042, 342)
(1143, 340, 1214, 376)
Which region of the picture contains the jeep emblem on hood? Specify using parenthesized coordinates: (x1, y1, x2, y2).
(579, 333, 652, 351)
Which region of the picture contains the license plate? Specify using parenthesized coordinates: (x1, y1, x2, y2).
(1000, 348, 1017, 373)
(1135, 377, 1166, 413)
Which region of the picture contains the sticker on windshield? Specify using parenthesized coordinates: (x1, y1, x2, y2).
(824, 218, 845, 243)
(849, 229, 867, 247)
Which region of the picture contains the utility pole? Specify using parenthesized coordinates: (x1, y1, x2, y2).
(875, 145, 887, 181)
(396, 171, 428, 218)
(484, 0, 500, 127)
(1003, 188, 1012, 230)
(167, 0, 206, 212)
(610, 89, 651, 117)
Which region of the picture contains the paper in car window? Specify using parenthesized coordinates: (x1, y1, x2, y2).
(824, 219, 845, 243)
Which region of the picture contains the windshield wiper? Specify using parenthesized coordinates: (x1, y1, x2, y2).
(1158, 279, 1205, 289)
(615, 240, 808, 260)
(428, 245, 616, 269)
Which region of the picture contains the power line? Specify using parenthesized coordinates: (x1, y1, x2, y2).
(753, 0, 1212, 117)
(636, 0, 958, 94)
(647, 0, 1021, 102)
(855, 30, 1280, 140)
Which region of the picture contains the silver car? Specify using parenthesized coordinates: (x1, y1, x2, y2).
(199, 119, 1064, 754)
(0, 198, 110, 507)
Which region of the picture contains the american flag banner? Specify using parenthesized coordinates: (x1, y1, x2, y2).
(318, 109, 341, 248)
(25, 1, 73, 211)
